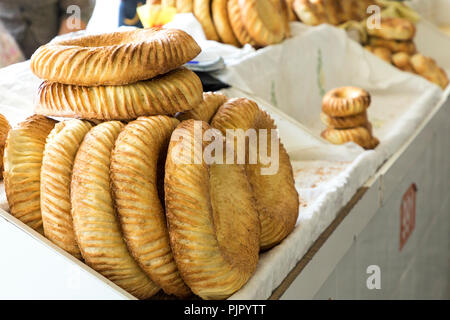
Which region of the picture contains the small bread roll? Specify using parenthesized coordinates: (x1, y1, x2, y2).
(322, 86, 371, 117)
(365, 45, 392, 63)
(320, 111, 368, 129)
(410, 54, 449, 89)
(368, 37, 417, 54)
(321, 126, 377, 149)
(392, 52, 414, 72)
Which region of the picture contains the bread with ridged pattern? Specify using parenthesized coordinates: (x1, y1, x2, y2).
(30, 28, 201, 86)
(3, 115, 57, 233)
(71, 121, 160, 299)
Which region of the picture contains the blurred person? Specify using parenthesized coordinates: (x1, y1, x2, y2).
(0, 20, 24, 68)
(119, 0, 143, 28)
(0, 0, 96, 59)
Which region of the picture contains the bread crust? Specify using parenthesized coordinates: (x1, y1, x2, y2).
(228, 0, 258, 47)
(211, 98, 299, 250)
(238, 0, 286, 46)
(165, 120, 260, 299)
(71, 121, 159, 299)
(0, 113, 11, 179)
(41, 120, 92, 259)
(193, 0, 220, 41)
(30, 28, 201, 86)
(212, 0, 241, 47)
(367, 18, 416, 41)
(110, 116, 191, 298)
(177, 91, 228, 123)
(3, 115, 57, 233)
(322, 86, 371, 117)
(36, 67, 203, 120)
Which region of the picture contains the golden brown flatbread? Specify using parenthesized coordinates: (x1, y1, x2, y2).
(212, 0, 241, 47)
(110, 116, 191, 298)
(193, 0, 220, 41)
(3, 115, 57, 233)
(36, 68, 203, 120)
(71, 121, 160, 299)
(228, 0, 258, 47)
(41, 120, 93, 259)
(31, 28, 201, 86)
(0, 113, 11, 180)
(165, 120, 260, 299)
(211, 98, 299, 250)
(238, 0, 287, 46)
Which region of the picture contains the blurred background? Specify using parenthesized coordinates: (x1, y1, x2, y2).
(87, 0, 120, 32)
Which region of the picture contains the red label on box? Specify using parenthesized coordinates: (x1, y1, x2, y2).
(399, 183, 417, 251)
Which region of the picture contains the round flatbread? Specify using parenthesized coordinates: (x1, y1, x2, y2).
(31, 28, 201, 86)
(110, 116, 191, 298)
(238, 0, 287, 46)
(165, 120, 260, 299)
(212, 0, 241, 47)
(228, 0, 258, 47)
(211, 98, 299, 250)
(36, 67, 203, 120)
(41, 120, 93, 259)
(3, 115, 57, 233)
(193, 0, 220, 41)
(71, 121, 160, 299)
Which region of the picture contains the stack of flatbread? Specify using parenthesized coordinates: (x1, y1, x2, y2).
(2, 27, 300, 300)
